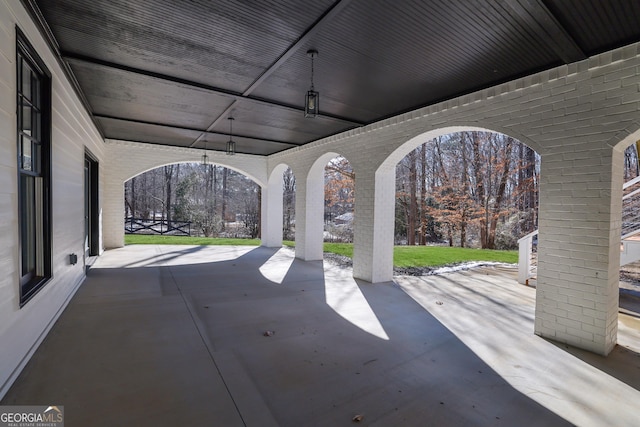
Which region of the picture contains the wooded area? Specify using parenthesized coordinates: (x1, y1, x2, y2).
(124, 131, 639, 249)
(395, 131, 538, 249)
(125, 164, 261, 238)
(313, 131, 540, 249)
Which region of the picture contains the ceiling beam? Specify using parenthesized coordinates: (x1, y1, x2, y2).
(62, 52, 365, 127)
(93, 114, 306, 146)
(193, 0, 356, 147)
(20, 0, 106, 138)
(499, 0, 586, 63)
(242, 0, 354, 96)
(105, 136, 278, 156)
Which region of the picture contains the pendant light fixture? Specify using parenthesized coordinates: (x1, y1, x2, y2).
(226, 117, 235, 155)
(201, 140, 209, 165)
(305, 49, 319, 118)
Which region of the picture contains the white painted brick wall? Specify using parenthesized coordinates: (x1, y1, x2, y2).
(3, 3, 640, 391)
(105, 36, 640, 353)
(102, 139, 268, 248)
(0, 0, 105, 398)
(86, 35, 640, 357)
(267, 43, 640, 355)
(261, 163, 288, 248)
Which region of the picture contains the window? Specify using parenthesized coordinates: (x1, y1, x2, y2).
(17, 28, 52, 306)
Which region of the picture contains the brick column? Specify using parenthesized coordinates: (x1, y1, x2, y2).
(102, 174, 125, 249)
(352, 167, 395, 283)
(261, 167, 285, 247)
(293, 174, 308, 259)
(535, 145, 623, 355)
(294, 163, 324, 261)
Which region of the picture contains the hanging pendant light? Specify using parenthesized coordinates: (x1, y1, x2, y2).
(226, 117, 235, 155)
(201, 140, 209, 165)
(305, 49, 319, 118)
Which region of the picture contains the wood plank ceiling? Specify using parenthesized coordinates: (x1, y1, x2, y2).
(24, 0, 640, 155)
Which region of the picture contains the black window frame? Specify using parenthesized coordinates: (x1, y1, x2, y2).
(16, 27, 52, 306)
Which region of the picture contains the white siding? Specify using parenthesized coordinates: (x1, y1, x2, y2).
(0, 0, 105, 398)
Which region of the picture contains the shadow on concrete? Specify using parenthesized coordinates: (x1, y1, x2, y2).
(117, 244, 214, 268)
(387, 267, 640, 426)
(547, 331, 640, 392)
(619, 289, 640, 317)
(0, 245, 576, 426)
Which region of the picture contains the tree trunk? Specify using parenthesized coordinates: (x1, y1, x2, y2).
(419, 143, 427, 245)
(130, 177, 136, 218)
(143, 173, 150, 219)
(517, 142, 524, 213)
(204, 164, 211, 205)
(526, 145, 537, 232)
(257, 187, 262, 239)
(486, 137, 513, 249)
(221, 167, 228, 230)
(460, 138, 468, 248)
(213, 165, 218, 218)
(407, 151, 417, 245)
(471, 132, 488, 248)
(434, 136, 449, 183)
(164, 165, 174, 230)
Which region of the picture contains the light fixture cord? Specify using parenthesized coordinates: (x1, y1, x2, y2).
(310, 54, 315, 91)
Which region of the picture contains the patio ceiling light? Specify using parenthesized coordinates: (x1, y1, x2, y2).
(226, 117, 235, 155)
(201, 140, 209, 165)
(305, 49, 319, 118)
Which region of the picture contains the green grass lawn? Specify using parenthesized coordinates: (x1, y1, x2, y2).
(124, 234, 261, 246)
(125, 234, 517, 267)
(393, 245, 517, 267)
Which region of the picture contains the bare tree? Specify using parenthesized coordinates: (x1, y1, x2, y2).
(221, 167, 228, 229)
(283, 167, 296, 240)
(125, 163, 260, 239)
(419, 143, 428, 245)
(325, 156, 355, 242)
(164, 165, 174, 229)
(395, 131, 539, 249)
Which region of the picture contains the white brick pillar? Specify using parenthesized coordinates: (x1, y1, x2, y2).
(294, 160, 325, 261)
(293, 175, 309, 259)
(261, 165, 286, 247)
(535, 145, 623, 355)
(352, 167, 395, 283)
(103, 174, 125, 249)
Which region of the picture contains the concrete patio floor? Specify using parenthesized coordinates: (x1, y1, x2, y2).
(2, 245, 640, 426)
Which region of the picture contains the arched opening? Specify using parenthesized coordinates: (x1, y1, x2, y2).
(618, 138, 640, 316)
(262, 163, 295, 247)
(324, 155, 354, 244)
(394, 131, 539, 251)
(358, 126, 541, 283)
(124, 162, 261, 239)
(293, 152, 337, 260)
(283, 166, 296, 242)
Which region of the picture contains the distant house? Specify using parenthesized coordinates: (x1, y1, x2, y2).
(334, 212, 354, 225)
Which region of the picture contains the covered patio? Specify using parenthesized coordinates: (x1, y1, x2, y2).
(4, 0, 640, 419)
(3, 244, 639, 426)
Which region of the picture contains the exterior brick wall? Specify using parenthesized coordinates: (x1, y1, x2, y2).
(6, 0, 640, 403)
(103, 139, 268, 248)
(98, 40, 640, 356)
(267, 42, 640, 355)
